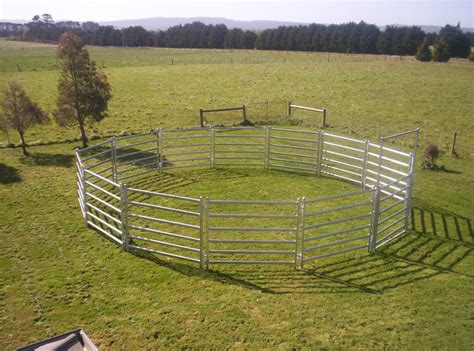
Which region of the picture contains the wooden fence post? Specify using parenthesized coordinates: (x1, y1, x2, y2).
(451, 131, 457, 156)
(199, 109, 204, 127)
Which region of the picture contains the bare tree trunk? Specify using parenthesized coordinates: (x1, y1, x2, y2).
(19, 130, 28, 156)
(79, 120, 88, 148)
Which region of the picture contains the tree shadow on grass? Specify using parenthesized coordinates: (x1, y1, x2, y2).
(0, 163, 22, 184)
(20, 153, 75, 168)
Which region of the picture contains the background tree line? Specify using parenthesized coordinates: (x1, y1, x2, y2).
(0, 17, 472, 57)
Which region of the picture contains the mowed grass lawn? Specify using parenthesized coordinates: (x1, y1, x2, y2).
(1, 39, 473, 349)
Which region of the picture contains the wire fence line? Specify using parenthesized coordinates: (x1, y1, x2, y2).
(75, 126, 419, 270)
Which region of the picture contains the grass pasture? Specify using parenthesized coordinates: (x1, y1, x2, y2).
(0, 40, 473, 349)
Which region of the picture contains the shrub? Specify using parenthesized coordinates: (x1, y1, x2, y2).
(416, 38, 432, 62)
(432, 38, 450, 62)
(422, 143, 441, 170)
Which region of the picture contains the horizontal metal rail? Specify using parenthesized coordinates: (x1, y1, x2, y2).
(367, 152, 410, 167)
(323, 149, 363, 162)
(377, 225, 406, 245)
(376, 228, 406, 248)
(163, 150, 210, 157)
(161, 134, 209, 141)
(215, 134, 265, 139)
(269, 164, 315, 172)
(271, 127, 319, 135)
(129, 224, 200, 242)
(321, 171, 362, 185)
(215, 156, 263, 160)
(86, 192, 121, 213)
(381, 128, 419, 141)
(161, 163, 210, 170)
(269, 157, 316, 166)
(208, 213, 296, 219)
(304, 234, 369, 252)
(116, 160, 157, 176)
(84, 170, 120, 187)
(324, 133, 366, 144)
(87, 157, 112, 170)
(128, 200, 199, 216)
(80, 148, 112, 161)
(305, 188, 372, 203)
(302, 244, 368, 262)
(377, 216, 405, 235)
(118, 168, 158, 181)
(322, 157, 363, 170)
(77, 139, 112, 152)
(209, 199, 296, 205)
(128, 213, 200, 229)
(305, 201, 372, 217)
(86, 211, 122, 235)
(305, 213, 371, 229)
(378, 207, 406, 226)
(214, 142, 264, 147)
(213, 150, 263, 154)
(208, 260, 294, 265)
(208, 226, 296, 232)
(379, 197, 406, 214)
(270, 150, 318, 159)
(115, 137, 156, 150)
(270, 143, 318, 151)
(87, 220, 123, 245)
(164, 157, 210, 163)
(129, 234, 199, 252)
(128, 187, 200, 203)
(380, 185, 410, 201)
(115, 146, 159, 160)
(270, 135, 318, 143)
(321, 164, 362, 177)
(85, 181, 120, 200)
(208, 249, 294, 254)
(214, 163, 264, 167)
(161, 143, 210, 149)
(118, 154, 157, 167)
(324, 141, 364, 153)
(86, 203, 121, 225)
(366, 161, 409, 176)
(128, 244, 200, 263)
(304, 224, 371, 242)
(208, 239, 295, 244)
(115, 131, 155, 141)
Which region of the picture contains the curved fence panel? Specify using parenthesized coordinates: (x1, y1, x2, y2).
(75, 127, 418, 271)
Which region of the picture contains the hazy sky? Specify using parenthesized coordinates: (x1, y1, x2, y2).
(1, 0, 473, 27)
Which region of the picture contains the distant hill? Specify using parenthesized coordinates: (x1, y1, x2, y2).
(98, 17, 307, 31)
(2, 17, 473, 33)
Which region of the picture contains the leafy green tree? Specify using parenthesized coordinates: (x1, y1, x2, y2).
(438, 23, 471, 58)
(0, 82, 49, 155)
(416, 38, 432, 62)
(54, 32, 111, 148)
(432, 37, 450, 62)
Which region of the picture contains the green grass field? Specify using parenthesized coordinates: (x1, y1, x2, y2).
(0, 39, 473, 349)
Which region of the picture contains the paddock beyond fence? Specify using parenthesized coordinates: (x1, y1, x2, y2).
(75, 127, 418, 270)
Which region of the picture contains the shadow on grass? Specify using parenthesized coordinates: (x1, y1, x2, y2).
(0, 163, 22, 184)
(87, 193, 473, 295)
(20, 153, 75, 168)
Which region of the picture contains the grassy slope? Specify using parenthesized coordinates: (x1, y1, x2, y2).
(0, 40, 473, 349)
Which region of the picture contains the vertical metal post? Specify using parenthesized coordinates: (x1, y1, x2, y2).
(300, 197, 306, 269)
(369, 186, 380, 251)
(199, 196, 204, 269)
(322, 109, 327, 129)
(317, 130, 324, 176)
(211, 128, 215, 168)
(81, 165, 88, 225)
(111, 137, 117, 182)
(205, 197, 210, 270)
(242, 105, 247, 122)
(158, 128, 163, 172)
(199, 109, 204, 127)
(287, 101, 292, 118)
(264, 126, 270, 169)
(294, 198, 301, 270)
(404, 153, 415, 232)
(376, 137, 385, 187)
(120, 183, 130, 251)
(361, 140, 369, 189)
